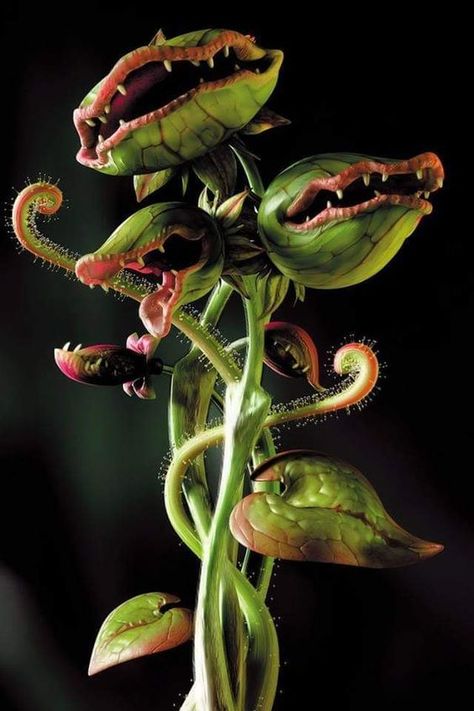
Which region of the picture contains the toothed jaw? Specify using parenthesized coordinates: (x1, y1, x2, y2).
(54, 343, 149, 385)
(75, 232, 208, 337)
(74, 30, 281, 172)
(285, 152, 444, 230)
(75, 256, 186, 338)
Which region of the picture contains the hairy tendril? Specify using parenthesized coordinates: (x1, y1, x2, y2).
(165, 342, 379, 556)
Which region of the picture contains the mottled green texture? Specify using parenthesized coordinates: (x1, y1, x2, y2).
(78, 29, 283, 175)
(88, 592, 193, 675)
(230, 451, 443, 568)
(258, 153, 425, 288)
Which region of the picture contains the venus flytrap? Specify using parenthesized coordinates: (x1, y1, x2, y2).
(10, 28, 445, 711)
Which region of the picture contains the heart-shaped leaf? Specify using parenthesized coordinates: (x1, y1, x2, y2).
(88, 592, 193, 675)
(230, 450, 444, 568)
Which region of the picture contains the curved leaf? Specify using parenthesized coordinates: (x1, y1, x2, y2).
(89, 592, 193, 675)
(264, 322, 322, 389)
(134, 168, 177, 202)
(230, 450, 444, 568)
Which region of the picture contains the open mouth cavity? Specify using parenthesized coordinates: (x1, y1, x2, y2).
(75, 228, 206, 336)
(286, 153, 444, 230)
(74, 31, 272, 167)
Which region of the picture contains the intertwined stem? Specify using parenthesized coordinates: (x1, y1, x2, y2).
(193, 281, 271, 711)
(166, 313, 378, 710)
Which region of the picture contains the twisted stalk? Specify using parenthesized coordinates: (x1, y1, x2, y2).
(13, 181, 379, 710)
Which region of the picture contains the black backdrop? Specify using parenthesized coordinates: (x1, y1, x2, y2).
(1, 7, 472, 711)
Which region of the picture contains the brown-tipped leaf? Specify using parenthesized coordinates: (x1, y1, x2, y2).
(242, 108, 291, 135)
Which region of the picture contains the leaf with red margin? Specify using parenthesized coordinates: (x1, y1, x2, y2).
(264, 322, 322, 389)
(134, 168, 177, 202)
(230, 450, 444, 568)
(88, 592, 193, 675)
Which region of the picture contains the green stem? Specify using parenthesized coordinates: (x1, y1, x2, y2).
(170, 283, 247, 710)
(230, 145, 265, 198)
(172, 307, 241, 385)
(193, 284, 273, 711)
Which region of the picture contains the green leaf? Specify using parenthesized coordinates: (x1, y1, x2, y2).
(221, 273, 251, 298)
(181, 166, 190, 196)
(88, 592, 193, 675)
(241, 108, 291, 135)
(192, 144, 237, 197)
(230, 451, 444, 568)
(149, 29, 167, 46)
(292, 281, 306, 304)
(256, 271, 289, 318)
(133, 168, 177, 202)
(215, 190, 249, 229)
(198, 186, 213, 214)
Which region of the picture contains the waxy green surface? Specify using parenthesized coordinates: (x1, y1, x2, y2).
(258, 153, 426, 288)
(88, 592, 193, 675)
(231, 451, 443, 568)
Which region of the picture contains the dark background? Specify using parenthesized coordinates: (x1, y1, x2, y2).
(1, 7, 471, 711)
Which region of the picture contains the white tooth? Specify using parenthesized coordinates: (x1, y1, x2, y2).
(207, 57, 215, 68)
(255, 68, 260, 74)
(363, 173, 370, 186)
(284, 344, 292, 352)
(291, 362, 299, 370)
(374, 190, 381, 197)
(301, 365, 311, 373)
(326, 200, 332, 209)
(164, 59, 172, 72)
(74, 343, 82, 352)
(234, 63, 241, 71)
(416, 169, 423, 180)
(117, 83, 127, 95)
(158, 244, 165, 253)
(336, 189, 343, 200)
(436, 177, 444, 188)
(190, 60, 200, 67)
(119, 119, 126, 126)
(382, 173, 388, 182)
(137, 256, 145, 267)
(223, 45, 230, 57)
(101, 283, 109, 293)
(96, 358, 103, 366)
(85, 118, 96, 127)
(63, 342, 71, 351)
(98, 134, 104, 143)
(416, 191, 422, 198)
(104, 104, 111, 114)
(424, 191, 430, 199)
(305, 215, 310, 222)
(98, 115, 107, 124)
(199, 77, 205, 84)
(171, 269, 179, 275)
(89, 284, 95, 289)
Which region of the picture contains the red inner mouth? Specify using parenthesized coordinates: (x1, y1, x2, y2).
(76, 230, 207, 337)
